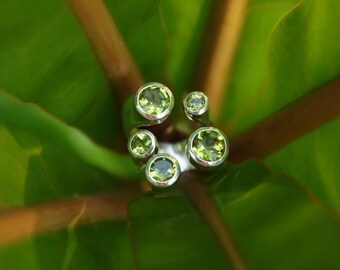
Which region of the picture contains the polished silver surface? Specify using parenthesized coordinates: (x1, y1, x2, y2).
(186, 127, 229, 170)
(145, 153, 181, 188)
(159, 141, 195, 173)
(135, 82, 174, 123)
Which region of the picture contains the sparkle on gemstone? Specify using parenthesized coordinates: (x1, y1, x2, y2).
(192, 129, 226, 162)
(138, 85, 170, 115)
(186, 92, 206, 112)
(150, 157, 177, 182)
(130, 132, 152, 156)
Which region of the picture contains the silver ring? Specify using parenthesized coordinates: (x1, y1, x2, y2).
(145, 153, 181, 188)
(186, 127, 229, 170)
(124, 83, 229, 188)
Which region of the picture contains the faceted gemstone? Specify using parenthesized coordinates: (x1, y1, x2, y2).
(138, 85, 170, 115)
(186, 92, 206, 112)
(192, 130, 225, 162)
(130, 132, 152, 156)
(150, 157, 176, 182)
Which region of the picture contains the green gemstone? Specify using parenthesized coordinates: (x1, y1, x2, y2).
(130, 132, 152, 156)
(186, 92, 206, 112)
(138, 85, 170, 115)
(192, 130, 225, 162)
(150, 158, 176, 182)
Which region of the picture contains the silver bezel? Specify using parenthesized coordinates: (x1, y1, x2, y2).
(128, 129, 158, 159)
(145, 153, 181, 188)
(183, 91, 209, 117)
(186, 127, 229, 169)
(135, 82, 174, 122)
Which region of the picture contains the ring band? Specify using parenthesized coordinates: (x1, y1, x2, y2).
(125, 83, 229, 188)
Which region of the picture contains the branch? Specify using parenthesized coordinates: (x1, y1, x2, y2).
(193, 0, 248, 120)
(67, 0, 176, 140)
(0, 188, 141, 247)
(67, 0, 144, 104)
(179, 172, 248, 270)
(229, 77, 340, 163)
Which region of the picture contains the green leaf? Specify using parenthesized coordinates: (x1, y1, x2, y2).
(0, 222, 134, 270)
(0, 0, 340, 269)
(0, 0, 168, 268)
(0, 90, 137, 178)
(159, 0, 212, 100)
(0, 0, 117, 143)
(0, 0, 165, 268)
(129, 160, 340, 269)
(0, 0, 156, 209)
(221, 0, 340, 209)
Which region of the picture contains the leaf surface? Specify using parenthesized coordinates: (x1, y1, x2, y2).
(0, 0, 339, 269)
(221, 0, 340, 209)
(129, 160, 340, 269)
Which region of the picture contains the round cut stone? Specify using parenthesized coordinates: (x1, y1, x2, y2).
(192, 130, 225, 162)
(138, 85, 170, 115)
(150, 157, 176, 182)
(186, 92, 206, 112)
(130, 132, 152, 156)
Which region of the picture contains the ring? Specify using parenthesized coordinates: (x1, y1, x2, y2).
(124, 83, 229, 188)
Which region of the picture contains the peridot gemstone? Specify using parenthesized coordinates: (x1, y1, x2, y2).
(138, 85, 170, 115)
(130, 132, 152, 156)
(192, 130, 225, 162)
(186, 92, 206, 112)
(150, 157, 176, 182)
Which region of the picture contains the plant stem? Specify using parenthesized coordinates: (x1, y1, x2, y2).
(67, 0, 144, 104)
(179, 172, 248, 270)
(229, 77, 340, 162)
(0, 189, 141, 247)
(67, 0, 176, 141)
(193, 0, 248, 121)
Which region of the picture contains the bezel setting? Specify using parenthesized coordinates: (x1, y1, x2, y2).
(183, 91, 209, 119)
(135, 82, 174, 123)
(145, 153, 181, 188)
(128, 129, 158, 159)
(186, 127, 229, 169)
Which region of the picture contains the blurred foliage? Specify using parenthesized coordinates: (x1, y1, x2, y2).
(0, 0, 339, 269)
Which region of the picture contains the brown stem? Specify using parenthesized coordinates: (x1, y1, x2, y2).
(229, 77, 340, 163)
(193, 0, 248, 120)
(0, 189, 141, 247)
(179, 172, 248, 270)
(67, 0, 144, 104)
